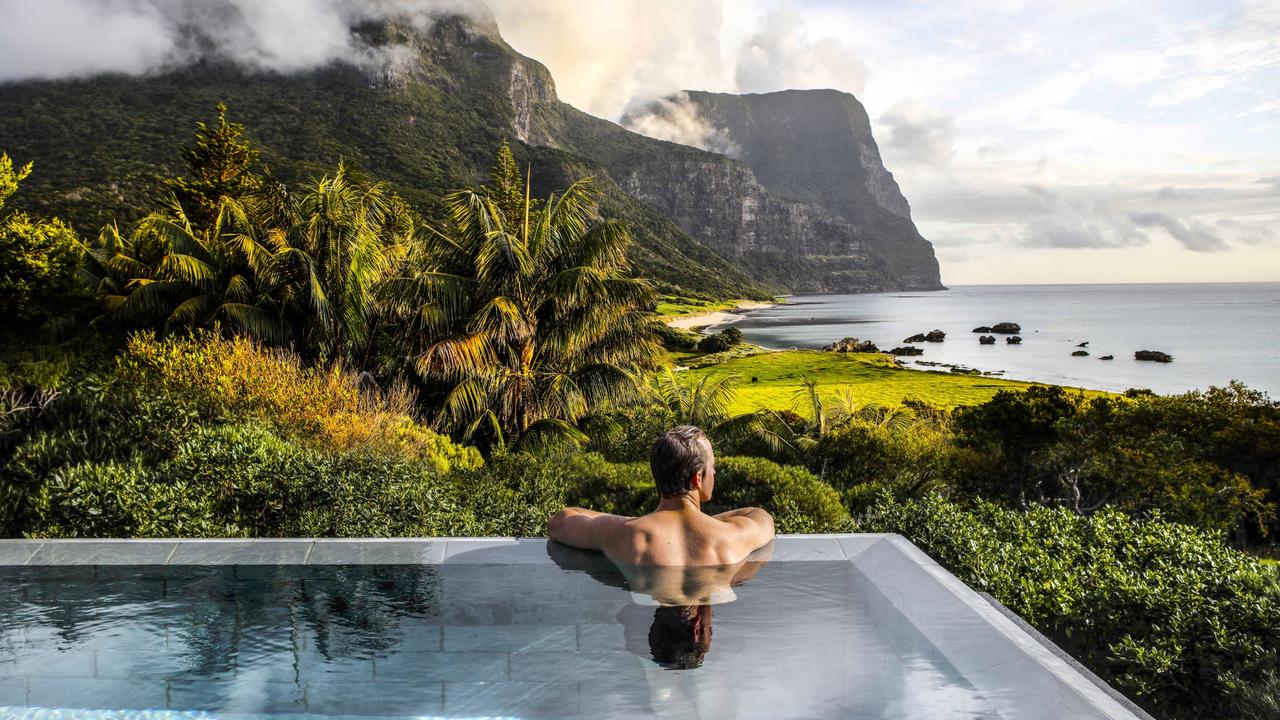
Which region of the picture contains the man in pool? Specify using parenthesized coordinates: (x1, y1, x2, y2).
(548, 425, 775, 566)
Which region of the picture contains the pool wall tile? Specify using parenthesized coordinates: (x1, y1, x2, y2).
(0, 541, 41, 566)
(167, 678, 306, 714)
(444, 538, 552, 564)
(767, 536, 847, 561)
(445, 680, 579, 717)
(27, 677, 167, 711)
(443, 625, 577, 653)
(307, 539, 447, 565)
(26, 540, 177, 566)
(509, 651, 639, 683)
(168, 539, 313, 565)
(307, 679, 443, 715)
(374, 651, 508, 682)
(837, 533, 894, 559)
(0, 677, 27, 705)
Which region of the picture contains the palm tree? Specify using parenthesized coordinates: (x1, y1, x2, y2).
(390, 144, 664, 450)
(651, 368, 742, 429)
(278, 162, 411, 367)
(86, 197, 288, 342)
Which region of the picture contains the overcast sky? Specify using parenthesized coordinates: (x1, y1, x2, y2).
(490, 0, 1280, 285)
(1, 0, 1276, 285)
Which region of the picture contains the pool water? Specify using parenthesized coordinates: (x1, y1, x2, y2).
(0, 553, 1001, 719)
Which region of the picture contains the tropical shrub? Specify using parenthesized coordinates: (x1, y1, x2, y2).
(0, 153, 85, 338)
(707, 456, 853, 533)
(115, 331, 479, 471)
(392, 143, 664, 450)
(859, 493, 1280, 720)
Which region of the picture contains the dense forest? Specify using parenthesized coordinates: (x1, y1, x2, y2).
(1, 109, 1278, 720)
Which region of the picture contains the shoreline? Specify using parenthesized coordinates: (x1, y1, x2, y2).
(664, 300, 775, 331)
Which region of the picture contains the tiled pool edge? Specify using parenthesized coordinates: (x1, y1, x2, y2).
(979, 592, 1157, 720)
(2, 534, 1144, 719)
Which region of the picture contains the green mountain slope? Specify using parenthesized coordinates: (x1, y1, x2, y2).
(0, 9, 942, 297)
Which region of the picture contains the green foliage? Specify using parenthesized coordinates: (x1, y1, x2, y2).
(0, 154, 85, 335)
(858, 493, 1280, 720)
(165, 104, 264, 227)
(394, 145, 664, 449)
(706, 456, 853, 533)
(951, 383, 1279, 540)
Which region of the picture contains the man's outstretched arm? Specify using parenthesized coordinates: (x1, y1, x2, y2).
(547, 507, 630, 551)
(714, 507, 775, 553)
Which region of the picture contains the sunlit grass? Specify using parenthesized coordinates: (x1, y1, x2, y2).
(654, 295, 744, 318)
(680, 350, 1107, 413)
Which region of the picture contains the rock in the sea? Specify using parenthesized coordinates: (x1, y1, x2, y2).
(978, 335, 996, 345)
(823, 337, 880, 353)
(990, 322, 1021, 334)
(1072, 350, 1089, 357)
(1006, 336, 1022, 344)
(1135, 350, 1173, 363)
(1076, 341, 1089, 347)
(890, 346, 924, 356)
(972, 326, 992, 333)
(904, 329, 946, 343)
(1099, 355, 1114, 360)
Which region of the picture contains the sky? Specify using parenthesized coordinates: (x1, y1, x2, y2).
(0, 0, 1276, 285)
(488, 0, 1280, 285)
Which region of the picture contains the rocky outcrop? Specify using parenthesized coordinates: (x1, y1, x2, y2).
(979, 335, 996, 345)
(991, 322, 1022, 334)
(972, 326, 992, 333)
(1099, 355, 1115, 360)
(890, 346, 924, 356)
(1072, 350, 1089, 357)
(1135, 350, 1173, 363)
(904, 330, 946, 343)
(823, 337, 880, 353)
(1007, 336, 1022, 345)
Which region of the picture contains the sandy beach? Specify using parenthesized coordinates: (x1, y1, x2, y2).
(665, 300, 775, 331)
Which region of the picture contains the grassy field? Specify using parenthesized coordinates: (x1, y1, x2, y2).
(655, 295, 753, 318)
(681, 350, 1105, 413)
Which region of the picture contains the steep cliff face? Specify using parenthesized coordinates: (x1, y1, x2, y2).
(618, 89, 944, 291)
(0, 8, 940, 297)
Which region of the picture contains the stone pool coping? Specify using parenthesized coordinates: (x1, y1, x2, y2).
(0, 534, 1147, 720)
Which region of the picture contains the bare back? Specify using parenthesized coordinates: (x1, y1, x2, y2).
(548, 504, 775, 567)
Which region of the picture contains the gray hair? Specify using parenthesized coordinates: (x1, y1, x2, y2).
(650, 426, 708, 497)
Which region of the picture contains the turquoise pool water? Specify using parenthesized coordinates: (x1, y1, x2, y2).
(0, 554, 1001, 719)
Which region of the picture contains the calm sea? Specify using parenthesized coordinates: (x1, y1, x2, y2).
(720, 283, 1280, 397)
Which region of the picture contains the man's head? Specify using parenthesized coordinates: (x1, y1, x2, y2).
(650, 425, 715, 501)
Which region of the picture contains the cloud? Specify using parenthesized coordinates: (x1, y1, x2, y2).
(1018, 185, 1147, 250)
(619, 92, 739, 157)
(1216, 218, 1277, 246)
(1129, 211, 1230, 252)
(878, 99, 956, 166)
(0, 0, 488, 82)
(489, 0, 727, 120)
(734, 6, 867, 95)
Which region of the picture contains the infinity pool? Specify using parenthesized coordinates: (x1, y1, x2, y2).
(0, 536, 1145, 719)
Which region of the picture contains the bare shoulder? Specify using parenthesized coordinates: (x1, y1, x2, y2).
(714, 507, 776, 555)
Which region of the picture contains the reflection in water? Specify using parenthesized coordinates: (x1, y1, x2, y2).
(549, 540, 772, 673)
(647, 604, 713, 670)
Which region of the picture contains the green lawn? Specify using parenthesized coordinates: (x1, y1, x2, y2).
(680, 350, 1105, 413)
(655, 295, 756, 318)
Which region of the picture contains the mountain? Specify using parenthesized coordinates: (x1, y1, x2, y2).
(0, 7, 941, 298)
(625, 90, 942, 290)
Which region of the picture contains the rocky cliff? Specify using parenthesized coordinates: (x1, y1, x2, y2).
(0, 6, 941, 296)
(619, 90, 943, 291)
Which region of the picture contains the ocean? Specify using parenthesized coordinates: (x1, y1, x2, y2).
(717, 283, 1280, 397)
